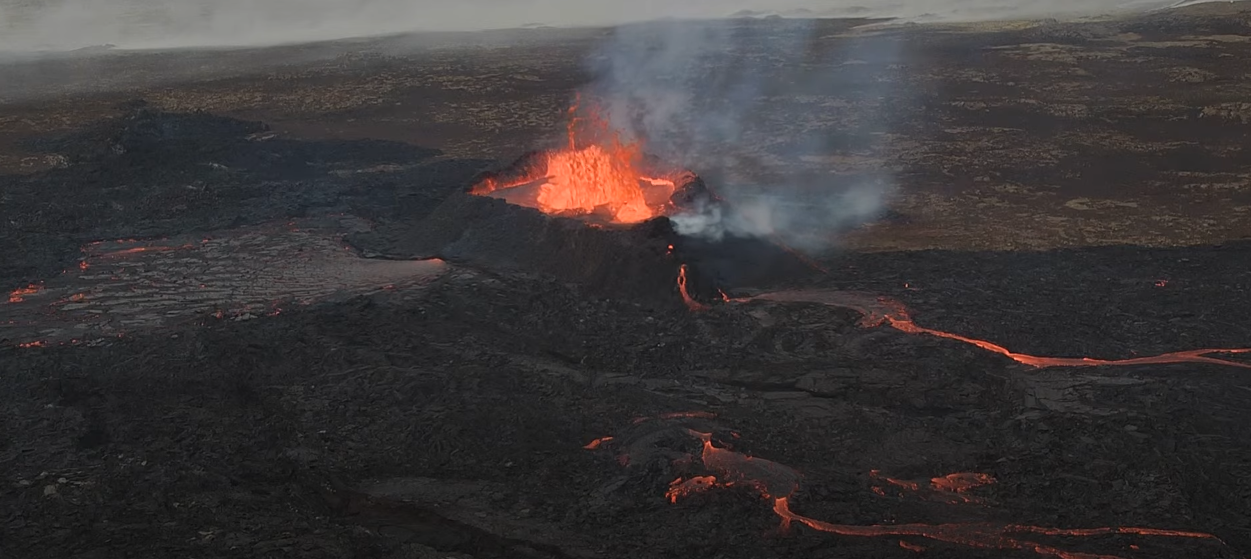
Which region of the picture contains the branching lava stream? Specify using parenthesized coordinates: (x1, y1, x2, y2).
(741, 289, 1251, 369)
(590, 426, 1233, 559)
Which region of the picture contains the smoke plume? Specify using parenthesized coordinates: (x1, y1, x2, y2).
(583, 19, 906, 252)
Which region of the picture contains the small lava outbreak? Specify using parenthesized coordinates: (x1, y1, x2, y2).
(7, 283, 42, 303)
(870, 470, 997, 505)
(588, 421, 1233, 559)
(470, 96, 688, 224)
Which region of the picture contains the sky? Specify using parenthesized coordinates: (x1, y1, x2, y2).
(0, 0, 1228, 52)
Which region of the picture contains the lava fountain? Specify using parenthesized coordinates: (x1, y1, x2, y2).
(469, 97, 704, 224)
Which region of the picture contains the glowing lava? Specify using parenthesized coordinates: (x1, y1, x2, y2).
(748, 290, 1251, 370)
(589, 423, 1231, 559)
(676, 265, 707, 311)
(582, 436, 614, 450)
(771, 497, 1222, 559)
(93, 244, 191, 258)
(666, 475, 718, 503)
(899, 540, 926, 552)
(871, 470, 997, 504)
(7, 283, 41, 303)
(931, 472, 997, 493)
(471, 97, 679, 224)
(632, 411, 717, 424)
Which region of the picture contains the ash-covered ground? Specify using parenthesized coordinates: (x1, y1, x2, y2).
(4, 6, 1251, 559)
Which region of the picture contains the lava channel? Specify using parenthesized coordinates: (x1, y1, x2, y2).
(676, 265, 707, 312)
(771, 497, 1224, 559)
(745, 289, 1251, 370)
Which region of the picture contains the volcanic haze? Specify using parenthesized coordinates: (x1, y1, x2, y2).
(0, 0, 1238, 52)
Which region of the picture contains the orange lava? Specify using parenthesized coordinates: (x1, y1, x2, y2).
(890, 313, 1251, 369)
(8, 283, 42, 303)
(666, 476, 718, 503)
(677, 265, 707, 311)
(750, 290, 1251, 370)
(899, 540, 926, 552)
(771, 497, 1220, 559)
(17, 340, 46, 348)
(931, 472, 996, 494)
(873, 471, 920, 491)
(871, 470, 997, 504)
(632, 411, 717, 424)
(689, 432, 802, 499)
(582, 436, 614, 450)
(94, 244, 190, 258)
(471, 97, 677, 223)
(587, 422, 1230, 558)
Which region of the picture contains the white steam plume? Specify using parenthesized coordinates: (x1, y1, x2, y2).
(584, 19, 905, 252)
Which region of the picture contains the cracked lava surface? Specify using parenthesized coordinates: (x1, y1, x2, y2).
(2, 216, 445, 347)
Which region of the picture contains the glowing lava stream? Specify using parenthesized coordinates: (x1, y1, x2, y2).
(770, 497, 1221, 559)
(743, 289, 1251, 370)
(676, 265, 707, 311)
(592, 429, 1231, 559)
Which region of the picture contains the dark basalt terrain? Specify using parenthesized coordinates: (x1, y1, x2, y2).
(3, 5, 1251, 559)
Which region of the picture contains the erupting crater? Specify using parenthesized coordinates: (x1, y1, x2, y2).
(379, 96, 788, 305)
(469, 98, 709, 225)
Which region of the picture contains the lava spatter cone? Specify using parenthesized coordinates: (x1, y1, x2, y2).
(368, 97, 820, 305)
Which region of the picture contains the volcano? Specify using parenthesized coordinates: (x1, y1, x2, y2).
(368, 100, 1251, 375)
(367, 101, 818, 304)
(8, 11, 1251, 559)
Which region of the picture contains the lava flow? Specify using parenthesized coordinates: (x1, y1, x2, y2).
(770, 497, 1223, 559)
(871, 469, 997, 504)
(676, 265, 707, 311)
(588, 424, 1231, 559)
(746, 289, 1251, 370)
(470, 97, 680, 224)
